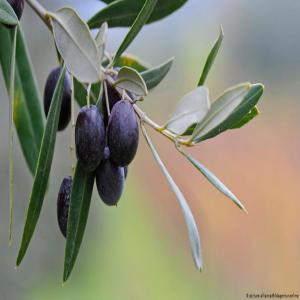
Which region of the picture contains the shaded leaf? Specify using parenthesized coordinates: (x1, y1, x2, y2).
(0, 24, 43, 175)
(88, 0, 188, 29)
(195, 83, 264, 142)
(113, 0, 158, 64)
(16, 68, 66, 266)
(95, 21, 108, 58)
(142, 126, 202, 270)
(198, 28, 223, 86)
(50, 7, 102, 83)
(63, 163, 94, 282)
(191, 83, 251, 143)
(178, 147, 246, 211)
(114, 54, 150, 72)
(229, 106, 259, 129)
(114, 66, 148, 96)
(0, 0, 18, 26)
(166, 86, 210, 135)
(141, 57, 173, 90)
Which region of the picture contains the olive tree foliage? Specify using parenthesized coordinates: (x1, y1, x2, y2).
(0, 0, 264, 282)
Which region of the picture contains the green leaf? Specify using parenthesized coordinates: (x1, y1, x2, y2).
(16, 68, 66, 266)
(177, 147, 246, 211)
(0, 24, 44, 175)
(113, 54, 150, 72)
(191, 83, 251, 144)
(88, 0, 188, 29)
(165, 86, 210, 135)
(50, 7, 102, 83)
(198, 28, 223, 86)
(194, 83, 264, 142)
(114, 66, 148, 96)
(141, 126, 202, 270)
(113, 0, 158, 65)
(95, 21, 108, 58)
(229, 106, 259, 129)
(0, 0, 18, 26)
(140, 57, 173, 90)
(63, 163, 94, 282)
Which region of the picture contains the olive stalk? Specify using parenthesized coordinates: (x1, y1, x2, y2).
(25, 0, 192, 147)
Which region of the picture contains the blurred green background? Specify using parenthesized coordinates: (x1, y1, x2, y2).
(1, 0, 300, 299)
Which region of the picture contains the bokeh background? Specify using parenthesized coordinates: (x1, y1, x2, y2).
(1, 0, 300, 299)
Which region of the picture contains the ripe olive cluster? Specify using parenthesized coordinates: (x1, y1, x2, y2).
(43, 67, 138, 237)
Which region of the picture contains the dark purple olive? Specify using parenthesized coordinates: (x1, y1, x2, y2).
(75, 105, 105, 172)
(101, 82, 121, 125)
(44, 67, 71, 131)
(7, 0, 24, 21)
(57, 176, 72, 238)
(96, 147, 125, 206)
(107, 100, 139, 167)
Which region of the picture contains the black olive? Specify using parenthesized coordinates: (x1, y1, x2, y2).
(107, 100, 139, 167)
(57, 176, 72, 238)
(44, 67, 71, 131)
(75, 105, 105, 171)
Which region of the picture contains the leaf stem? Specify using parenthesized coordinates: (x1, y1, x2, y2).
(25, 0, 52, 29)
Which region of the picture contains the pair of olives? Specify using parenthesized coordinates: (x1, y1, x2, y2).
(43, 67, 139, 237)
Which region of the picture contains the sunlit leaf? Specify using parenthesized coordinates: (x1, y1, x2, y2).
(178, 147, 246, 211)
(88, 0, 188, 29)
(198, 28, 223, 86)
(0, 0, 18, 26)
(142, 126, 202, 270)
(114, 66, 148, 96)
(194, 83, 264, 142)
(141, 57, 173, 90)
(113, 0, 158, 64)
(63, 163, 94, 282)
(16, 68, 66, 266)
(166, 86, 210, 135)
(191, 83, 251, 143)
(50, 7, 102, 83)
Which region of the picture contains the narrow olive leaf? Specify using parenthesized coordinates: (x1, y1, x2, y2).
(141, 125, 202, 270)
(195, 83, 264, 142)
(16, 68, 66, 266)
(0, 0, 18, 26)
(88, 0, 188, 29)
(230, 106, 259, 129)
(177, 147, 246, 211)
(191, 83, 251, 144)
(113, 0, 158, 65)
(95, 22, 108, 58)
(165, 86, 210, 135)
(198, 28, 223, 86)
(8, 26, 17, 246)
(114, 66, 148, 96)
(50, 7, 102, 83)
(0, 24, 42, 175)
(140, 57, 174, 90)
(63, 163, 94, 282)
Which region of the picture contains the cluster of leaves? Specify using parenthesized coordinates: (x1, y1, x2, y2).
(0, 0, 264, 282)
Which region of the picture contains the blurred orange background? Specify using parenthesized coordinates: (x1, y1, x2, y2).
(0, 0, 300, 299)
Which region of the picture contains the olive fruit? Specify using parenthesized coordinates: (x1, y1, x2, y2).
(107, 100, 139, 167)
(101, 82, 120, 125)
(75, 105, 105, 171)
(44, 67, 71, 131)
(96, 147, 125, 206)
(57, 176, 72, 238)
(7, 0, 25, 21)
